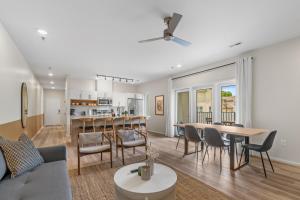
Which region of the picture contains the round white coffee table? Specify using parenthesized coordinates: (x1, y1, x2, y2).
(114, 163, 177, 200)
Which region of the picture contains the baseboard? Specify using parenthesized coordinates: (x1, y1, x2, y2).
(31, 126, 44, 140)
(148, 130, 165, 135)
(251, 152, 300, 167)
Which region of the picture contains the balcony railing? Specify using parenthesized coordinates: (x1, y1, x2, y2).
(196, 108, 235, 125)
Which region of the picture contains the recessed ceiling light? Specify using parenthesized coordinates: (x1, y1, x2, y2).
(51, 86, 55, 89)
(50, 81, 55, 85)
(48, 72, 53, 77)
(48, 67, 53, 76)
(37, 29, 48, 36)
(176, 64, 182, 68)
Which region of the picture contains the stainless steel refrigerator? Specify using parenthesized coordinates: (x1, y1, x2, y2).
(127, 98, 144, 115)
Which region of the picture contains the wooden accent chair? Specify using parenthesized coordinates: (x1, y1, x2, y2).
(77, 131, 112, 175)
(116, 129, 147, 165)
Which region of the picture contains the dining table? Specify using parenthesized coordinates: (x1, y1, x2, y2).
(174, 123, 269, 170)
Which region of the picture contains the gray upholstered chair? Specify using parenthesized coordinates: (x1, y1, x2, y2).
(116, 129, 147, 165)
(176, 122, 185, 149)
(184, 125, 203, 160)
(239, 130, 277, 177)
(225, 123, 245, 162)
(77, 132, 112, 175)
(203, 127, 230, 172)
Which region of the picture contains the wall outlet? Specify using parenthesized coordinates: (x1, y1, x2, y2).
(280, 139, 287, 146)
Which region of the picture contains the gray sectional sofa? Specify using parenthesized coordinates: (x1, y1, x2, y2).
(0, 145, 72, 200)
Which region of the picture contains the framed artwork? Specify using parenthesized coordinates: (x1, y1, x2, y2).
(155, 95, 164, 115)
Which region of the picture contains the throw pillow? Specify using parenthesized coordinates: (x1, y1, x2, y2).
(0, 150, 7, 180)
(0, 133, 44, 178)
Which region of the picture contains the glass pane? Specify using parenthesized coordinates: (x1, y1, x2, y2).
(221, 85, 236, 125)
(177, 91, 189, 123)
(196, 88, 212, 123)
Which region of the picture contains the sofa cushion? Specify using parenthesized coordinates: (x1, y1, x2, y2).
(0, 133, 44, 178)
(0, 150, 7, 180)
(0, 160, 72, 200)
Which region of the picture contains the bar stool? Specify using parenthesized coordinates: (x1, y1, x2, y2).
(122, 116, 132, 130)
(104, 117, 115, 141)
(94, 118, 105, 132)
(79, 118, 95, 133)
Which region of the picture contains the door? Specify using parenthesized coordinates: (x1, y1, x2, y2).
(195, 88, 213, 123)
(176, 90, 190, 123)
(44, 89, 65, 126)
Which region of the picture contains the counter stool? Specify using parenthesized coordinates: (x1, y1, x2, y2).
(79, 118, 95, 133)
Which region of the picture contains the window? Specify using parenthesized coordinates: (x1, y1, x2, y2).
(196, 88, 212, 123)
(221, 85, 236, 125)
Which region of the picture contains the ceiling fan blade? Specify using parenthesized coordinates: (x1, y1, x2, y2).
(138, 37, 164, 43)
(172, 36, 191, 47)
(168, 13, 182, 34)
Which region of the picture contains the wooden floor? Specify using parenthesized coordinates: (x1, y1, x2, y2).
(33, 126, 300, 200)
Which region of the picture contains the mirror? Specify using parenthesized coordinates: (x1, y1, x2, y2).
(21, 82, 28, 128)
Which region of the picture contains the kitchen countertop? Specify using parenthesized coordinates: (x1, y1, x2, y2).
(70, 115, 150, 120)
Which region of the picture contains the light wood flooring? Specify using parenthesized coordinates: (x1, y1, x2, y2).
(33, 126, 300, 200)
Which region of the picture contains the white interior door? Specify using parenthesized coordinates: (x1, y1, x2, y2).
(44, 89, 65, 126)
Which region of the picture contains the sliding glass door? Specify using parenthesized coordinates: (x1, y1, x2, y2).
(221, 85, 236, 125)
(196, 88, 213, 123)
(176, 90, 190, 123)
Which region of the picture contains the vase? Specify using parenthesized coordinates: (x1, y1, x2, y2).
(145, 158, 154, 176)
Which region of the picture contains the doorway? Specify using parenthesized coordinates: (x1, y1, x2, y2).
(176, 90, 190, 123)
(44, 89, 65, 126)
(196, 88, 213, 123)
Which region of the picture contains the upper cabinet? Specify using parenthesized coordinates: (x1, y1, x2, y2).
(96, 80, 113, 98)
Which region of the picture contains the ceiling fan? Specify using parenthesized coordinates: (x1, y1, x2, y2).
(138, 13, 191, 47)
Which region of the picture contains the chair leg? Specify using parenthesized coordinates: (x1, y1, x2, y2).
(202, 145, 209, 165)
(214, 147, 216, 160)
(238, 147, 245, 167)
(260, 152, 267, 178)
(121, 147, 125, 165)
(110, 149, 113, 168)
(220, 147, 222, 173)
(266, 151, 274, 173)
(196, 144, 199, 161)
(145, 145, 148, 160)
(78, 155, 80, 175)
(101, 152, 103, 161)
(176, 136, 180, 149)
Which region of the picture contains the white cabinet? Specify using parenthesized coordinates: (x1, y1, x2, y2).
(96, 80, 113, 98)
(69, 89, 97, 100)
(69, 89, 81, 99)
(113, 92, 127, 107)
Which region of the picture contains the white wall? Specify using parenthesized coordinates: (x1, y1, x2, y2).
(137, 78, 168, 134)
(244, 37, 300, 165)
(0, 22, 43, 124)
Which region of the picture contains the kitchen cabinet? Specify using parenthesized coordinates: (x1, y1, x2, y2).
(113, 92, 127, 107)
(96, 80, 113, 98)
(69, 89, 97, 100)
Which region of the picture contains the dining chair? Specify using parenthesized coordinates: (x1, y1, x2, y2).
(212, 122, 229, 156)
(116, 129, 147, 165)
(176, 122, 185, 149)
(225, 123, 245, 162)
(238, 130, 277, 177)
(184, 125, 203, 160)
(122, 116, 133, 130)
(77, 132, 112, 175)
(104, 117, 115, 141)
(202, 128, 230, 173)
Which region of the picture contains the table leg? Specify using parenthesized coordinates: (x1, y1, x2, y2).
(184, 137, 188, 156)
(229, 134, 235, 170)
(200, 129, 204, 151)
(245, 136, 249, 163)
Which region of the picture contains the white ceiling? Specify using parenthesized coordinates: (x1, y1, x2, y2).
(1, 0, 300, 89)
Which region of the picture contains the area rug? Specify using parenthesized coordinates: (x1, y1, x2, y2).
(69, 156, 230, 200)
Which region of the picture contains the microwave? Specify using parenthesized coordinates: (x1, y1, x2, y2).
(97, 98, 112, 105)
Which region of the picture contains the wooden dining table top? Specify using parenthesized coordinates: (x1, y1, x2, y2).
(174, 123, 269, 137)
